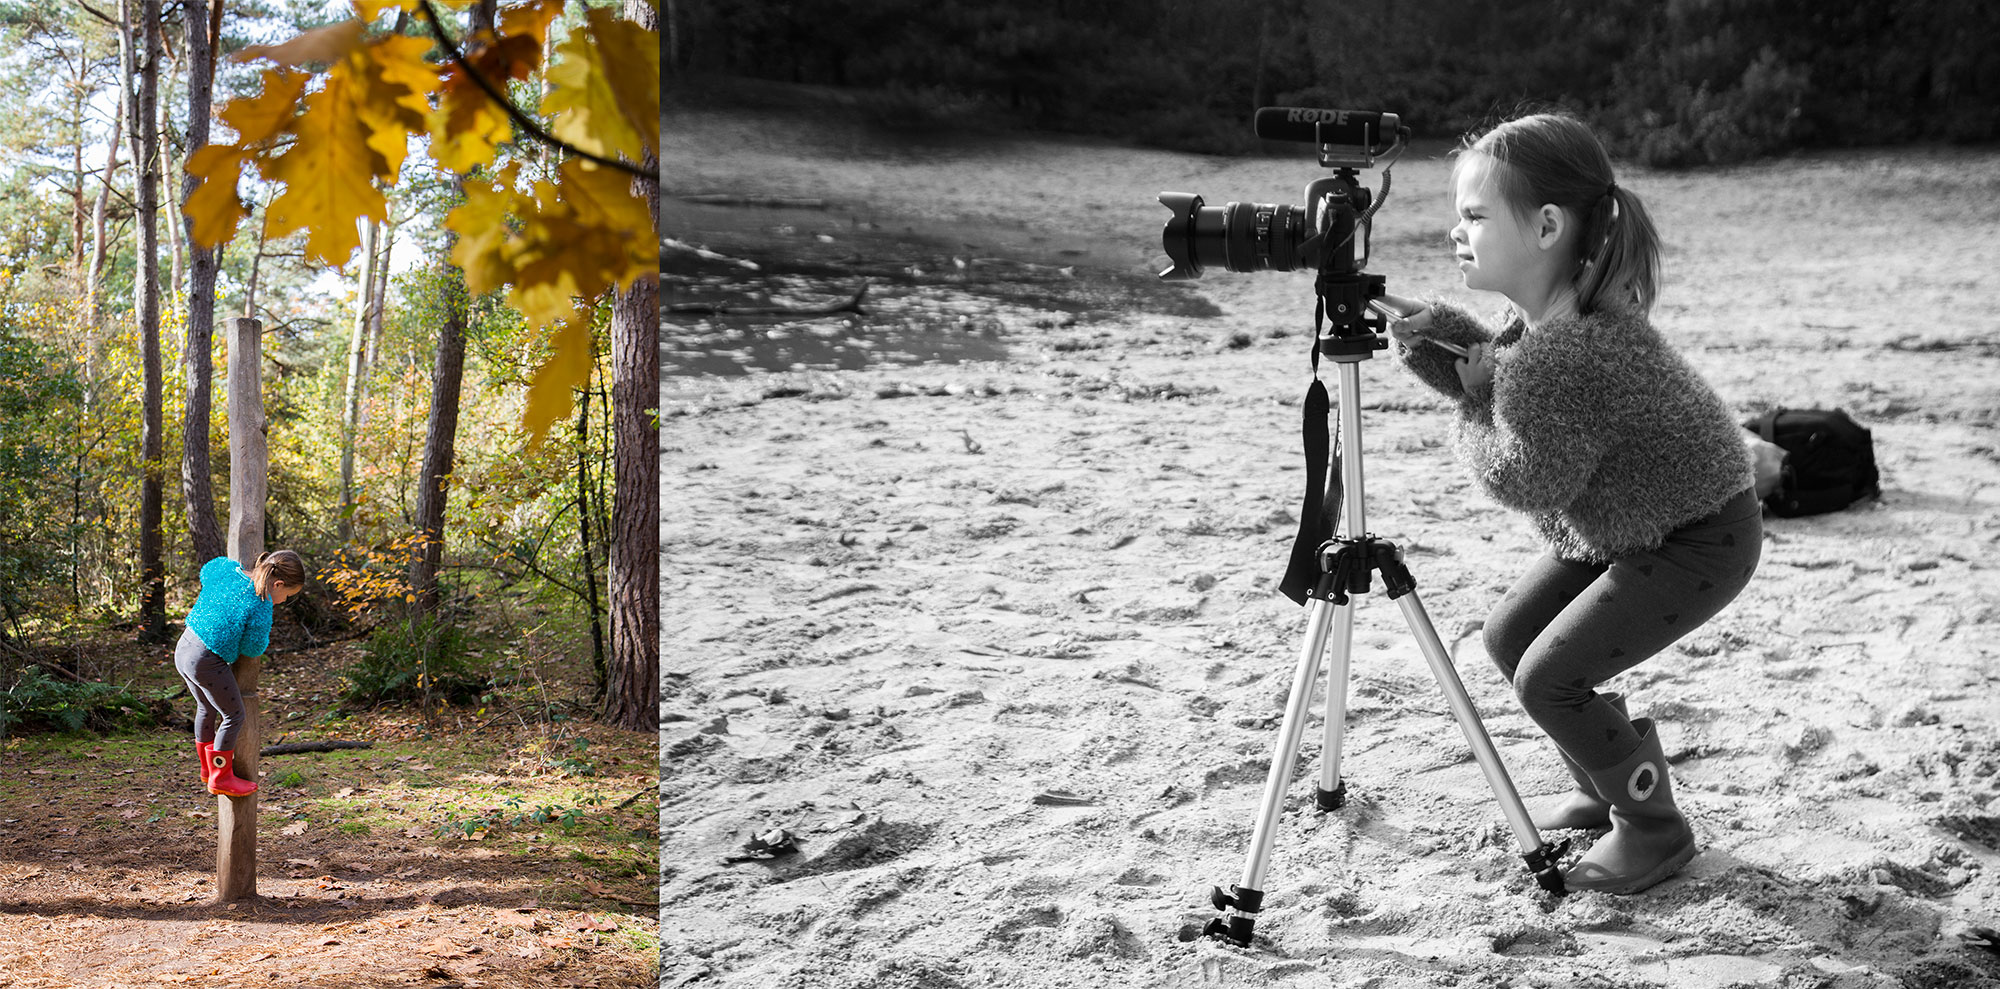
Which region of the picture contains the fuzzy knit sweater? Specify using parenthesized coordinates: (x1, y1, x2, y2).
(1394, 302, 1753, 564)
(185, 557, 273, 663)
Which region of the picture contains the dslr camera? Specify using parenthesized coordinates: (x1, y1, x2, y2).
(1158, 108, 1405, 280)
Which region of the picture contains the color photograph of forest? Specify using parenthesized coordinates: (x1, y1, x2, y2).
(1, 2, 659, 986)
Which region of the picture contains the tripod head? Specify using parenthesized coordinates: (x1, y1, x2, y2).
(1308, 169, 1390, 364)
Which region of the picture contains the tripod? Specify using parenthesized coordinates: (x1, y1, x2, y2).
(1203, 175, 1567, 948)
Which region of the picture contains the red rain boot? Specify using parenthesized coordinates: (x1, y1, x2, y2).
(205, 747, 258, 797)
(196, 741, 213, 786)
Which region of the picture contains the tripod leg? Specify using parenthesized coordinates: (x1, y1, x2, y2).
(1206, 595, 1338, 946)
(1391, 589, 1568, 894)
(1315, 602, 1356, 810)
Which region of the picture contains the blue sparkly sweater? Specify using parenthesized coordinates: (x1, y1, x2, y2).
(1394, 302, 1754, 564)
(185, 557, 274, 663)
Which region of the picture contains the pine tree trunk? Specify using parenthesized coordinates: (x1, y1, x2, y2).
(576, 388, 608, 699)
(161, 62, 184, 321)
(135, 0, 167, 643)
(181, 0, 224, 566)
(70, 84, 87, 287)
(605, 0, 661, 732)
(366, 205, 396, 370)
(338, 220, 376, 544)
(89, 3, 131, 330)
(408, 263, 466, 624)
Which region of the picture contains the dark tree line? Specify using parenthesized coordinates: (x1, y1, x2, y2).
(666, 0, 2000, 165)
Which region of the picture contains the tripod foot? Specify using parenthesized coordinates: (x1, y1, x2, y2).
(1205, 884, 1264, 947)
(1315, 781, 1346, 811)
(1525, 837, 1571, 896)
(1204, 915, 1255, 947)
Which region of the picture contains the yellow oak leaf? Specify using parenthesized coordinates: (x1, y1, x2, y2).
(519, 309, 596, 448)
(236, 19, 365, 67)
(542, 10, 646, 163)
(262, 70, 387, 267)
(499, 175, 625, 327)
(498, 0, 568, 50)
(218, 68, 310, 145)
(445, 163, 525, 295)
(352, 0, 416, 20)
(507, 256, 588, 329)
(554, 160, 656, 292)
(431, 68, 511, 174)
(357, 33, 438, 120)
(340, 38, 433, 184)
(583, 10, 660, 156)
(559, 159, 655, 238)
(468, 31, 543, 85)
(183, 144, 253, 248)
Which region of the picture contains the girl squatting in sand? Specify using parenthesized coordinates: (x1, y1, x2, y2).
(176, 550, 307, 797)
(1379, 113, 1761, 894)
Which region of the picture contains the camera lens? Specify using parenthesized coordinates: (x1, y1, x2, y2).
(1160, 193, 1309, 279)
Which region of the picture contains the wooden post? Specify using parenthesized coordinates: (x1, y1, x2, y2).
(226, 316, 265, 566)
(216, 654, 259, 901)
(221, 315, 264, 902)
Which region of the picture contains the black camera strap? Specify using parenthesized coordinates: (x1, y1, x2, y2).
(1278, 302, 1342, 605)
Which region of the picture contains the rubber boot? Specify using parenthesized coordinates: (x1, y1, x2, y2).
(205, 747, 258, 797)
(1565, 718, 1696, 894)
(196, 741, 213, 786)
(1528, 691, 1629, 831)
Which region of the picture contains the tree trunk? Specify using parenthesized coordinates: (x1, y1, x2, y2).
(181, 0, 224, 566)
(89, 2, 131, 329)
(365, 204, 397, 371)
(135, 0, 167, 644)
(408, 263, 466, 624)
(338, 220, 376, 544)
(70, 83, 87, 287)
(576, 387, 608, 699)
(242, 244, 262, 319)
(605, 0, 661, 733)
(161, 60, 185, 321)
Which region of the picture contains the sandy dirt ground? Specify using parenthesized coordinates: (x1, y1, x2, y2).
(662, 95, 2000, 988)
(0, 637, 659, 989)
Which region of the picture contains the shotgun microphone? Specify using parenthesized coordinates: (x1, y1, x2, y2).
(1252, 107, 1400, 149)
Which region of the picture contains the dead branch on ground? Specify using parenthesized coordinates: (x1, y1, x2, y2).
(261, 740, 374, 756)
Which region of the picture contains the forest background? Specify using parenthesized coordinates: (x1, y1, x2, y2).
(666, 0, 2000, 165)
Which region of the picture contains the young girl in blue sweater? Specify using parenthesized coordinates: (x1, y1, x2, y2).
(177, 550, 307, 796)
(1380, 113, 1760, 894)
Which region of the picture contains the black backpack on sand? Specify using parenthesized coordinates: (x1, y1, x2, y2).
(1742, 408, 1881, 517)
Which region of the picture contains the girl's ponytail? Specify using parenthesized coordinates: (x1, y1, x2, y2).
(1574, 182, 1661, 316)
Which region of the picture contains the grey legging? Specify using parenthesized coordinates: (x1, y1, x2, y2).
(1483, 487, 1763, 770)
(175, 627, 246, 751)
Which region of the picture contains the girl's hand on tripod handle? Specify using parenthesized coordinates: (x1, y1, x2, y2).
(1455, 341, 1496, 397)
(1374, 294, 1432, 346)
